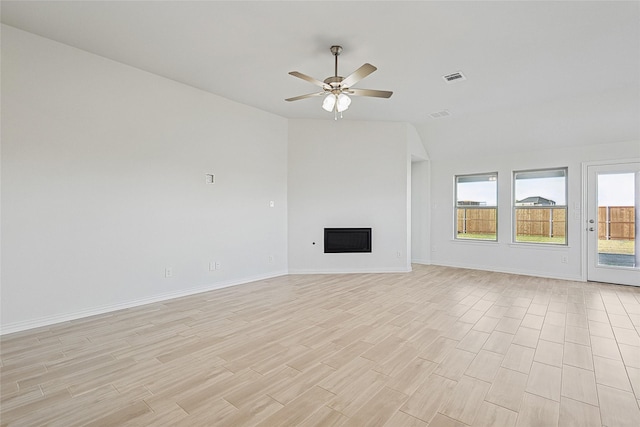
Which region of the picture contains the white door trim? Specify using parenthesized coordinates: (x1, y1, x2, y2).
(581, 158, 640, 285)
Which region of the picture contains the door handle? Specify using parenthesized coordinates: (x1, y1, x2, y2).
(589, 219, 595, 224)
(589, 227, 595, 231)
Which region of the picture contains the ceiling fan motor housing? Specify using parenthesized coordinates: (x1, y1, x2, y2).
(324, 76, 344, 92)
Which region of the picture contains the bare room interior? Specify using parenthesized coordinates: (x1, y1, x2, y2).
(1, 1, 639, 426)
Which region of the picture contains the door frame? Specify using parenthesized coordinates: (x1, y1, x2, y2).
(581, 158, 640, 285)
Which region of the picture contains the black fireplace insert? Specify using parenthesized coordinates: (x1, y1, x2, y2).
(324, 228, 372, 253)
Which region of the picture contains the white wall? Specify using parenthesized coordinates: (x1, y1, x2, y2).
(408, 123, 430, 264)
(415, 88, 639, 161)
(4, 24, 634, 335)
(407, 125, 429, 264)
(287, 119, 410, 273)
(429, 140, 639, 280)
(1, 26, 289, 333)
(411, 160, 430, 264)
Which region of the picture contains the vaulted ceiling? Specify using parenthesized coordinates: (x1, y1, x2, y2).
(2, 1, 638, 157)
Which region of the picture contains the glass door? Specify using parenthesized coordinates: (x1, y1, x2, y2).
(586, 162, 639, 286)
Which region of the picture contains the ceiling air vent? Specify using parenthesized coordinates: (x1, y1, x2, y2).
(442, 71, 466, 83)
(429, 110, 451, 119)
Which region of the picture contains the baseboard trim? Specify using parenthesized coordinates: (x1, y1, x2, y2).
(430, 261, 584, 282)
(288, 267, 411, 275)
(0, 271, 288, 336)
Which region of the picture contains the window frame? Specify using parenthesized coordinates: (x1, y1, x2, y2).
(454, 172, 498, 242)
(512, 167, 568, 246)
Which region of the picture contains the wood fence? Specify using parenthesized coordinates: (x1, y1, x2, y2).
(598, 206, 635, 240)
(457, 207, 566, 237)
(515, 208, 566, 238)
(456, 208, 496, 234)
(458, 206, 635, 240)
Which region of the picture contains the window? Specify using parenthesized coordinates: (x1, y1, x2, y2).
(455, 173, 498, 241)
(514, 168, 567, 245)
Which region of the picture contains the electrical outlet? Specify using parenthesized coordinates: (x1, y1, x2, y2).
(397, 251, 402, 258)
(269, 201, 275, 208)
(268, 255, 274, 263)
(561, 256, 568, 264)
(215, 262, 221, 270)
(165, 267, 173, 278)
(209, 262, 216, 271)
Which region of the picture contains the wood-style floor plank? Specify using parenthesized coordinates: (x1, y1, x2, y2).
(2, 265, 640, 426)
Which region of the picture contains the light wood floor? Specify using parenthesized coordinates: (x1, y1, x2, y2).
(2, 265, 640, 426)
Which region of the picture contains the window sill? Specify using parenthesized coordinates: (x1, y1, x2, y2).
(451, 238, 498, 246)
(508, 242, 570, 250)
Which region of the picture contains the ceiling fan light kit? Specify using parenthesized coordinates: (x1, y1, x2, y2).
(323, 93, 351, 113)
(286, 45, 393, 120)
(322, 94, 336, 112)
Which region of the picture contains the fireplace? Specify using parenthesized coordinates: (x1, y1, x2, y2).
(324, 228, 372, 253)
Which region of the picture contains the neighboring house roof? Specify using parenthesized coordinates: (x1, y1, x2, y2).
(516, 196, 556, 205)
(457, 201, 487, 206)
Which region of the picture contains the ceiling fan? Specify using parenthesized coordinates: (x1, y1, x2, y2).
(285, 45, 393, 118)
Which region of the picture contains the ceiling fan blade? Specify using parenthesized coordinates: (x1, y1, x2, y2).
(346, 88, 393, 98)
(340, 63, 377, 88)
(285, 92, 326, 102)
(289, 71, 328, 89)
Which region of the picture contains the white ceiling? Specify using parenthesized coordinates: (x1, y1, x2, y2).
(2, 1, 639, 155)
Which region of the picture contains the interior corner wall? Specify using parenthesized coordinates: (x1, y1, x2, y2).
(429, 139, 639, 280)
(411, 160, 430, 264)
(1, 25, 289, 333)
(408, 123, 430, 265)
(287, 119, 410, 273)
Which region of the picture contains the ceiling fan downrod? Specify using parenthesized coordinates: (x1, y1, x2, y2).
(330, 45, 342, 78)
(323, 46, 345, 92)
